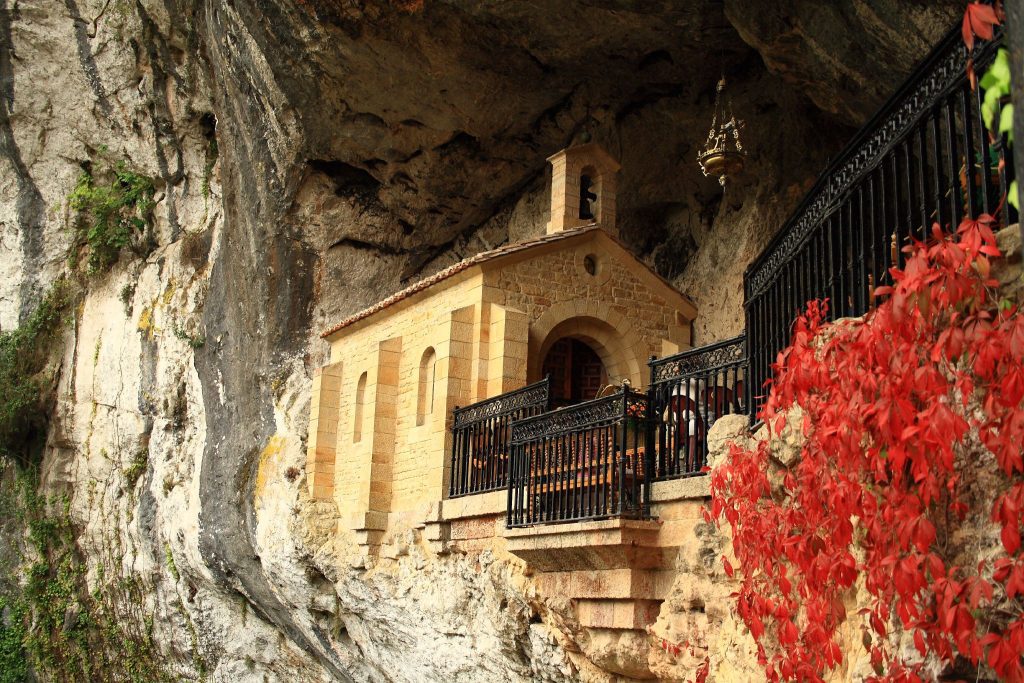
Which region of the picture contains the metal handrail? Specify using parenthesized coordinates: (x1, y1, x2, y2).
(744, 24, 1013, 418)
(648, 336, 748, 480)
(448, 377, 550, 498)
(507, 387, 651, 527)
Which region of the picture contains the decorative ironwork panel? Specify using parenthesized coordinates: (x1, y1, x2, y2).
(650, 335, 746, 384)
(742, 22, 1013, 422)
(448, 378, 551, 498)
(452, 378, 550, 428)
(510, 389, 647, 445)
(506, 387, 652, 528)
(746, 31, 1003, 299)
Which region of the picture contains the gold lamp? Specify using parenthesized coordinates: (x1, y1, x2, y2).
(697, 76, 746, 186)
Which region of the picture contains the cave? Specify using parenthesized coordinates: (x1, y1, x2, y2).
(2, 1, 1018, 682)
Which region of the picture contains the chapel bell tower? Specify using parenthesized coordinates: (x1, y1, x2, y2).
(546, 142, 620, 237)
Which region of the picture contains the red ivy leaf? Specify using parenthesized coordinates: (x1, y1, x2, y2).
(914, 629, 927, 656)
(963, 2, 999, 51)
(1002, 522, 1021, 555)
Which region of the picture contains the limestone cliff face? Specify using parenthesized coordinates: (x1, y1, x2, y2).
(0, 1, 959, 680)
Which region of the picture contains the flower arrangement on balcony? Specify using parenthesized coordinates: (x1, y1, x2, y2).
(624, 400, 647, 430)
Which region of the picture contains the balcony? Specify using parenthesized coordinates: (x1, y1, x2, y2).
(506, 387, 650, 528)
(445, 339, 748, 529)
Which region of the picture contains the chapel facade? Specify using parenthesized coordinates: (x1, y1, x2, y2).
(306, 143, 697, 543)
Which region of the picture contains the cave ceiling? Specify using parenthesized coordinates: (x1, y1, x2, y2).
(222, 0, 961, 281)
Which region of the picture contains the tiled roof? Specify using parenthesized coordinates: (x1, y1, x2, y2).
(321, 225, 601, 338)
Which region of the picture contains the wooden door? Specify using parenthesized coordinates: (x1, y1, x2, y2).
(542, 338, 607, 407)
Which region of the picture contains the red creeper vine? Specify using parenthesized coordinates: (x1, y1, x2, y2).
(710, 214, 1024, 682)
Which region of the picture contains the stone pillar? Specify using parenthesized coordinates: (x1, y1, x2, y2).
(367, 336, 402, 516)
(470, 300, 491, 404)
(434, 305, 476, 499)
(306, 362, 342, 501)
(486, 304, 529, 396)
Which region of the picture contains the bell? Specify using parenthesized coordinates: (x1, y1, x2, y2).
(697, 77, 746, 187)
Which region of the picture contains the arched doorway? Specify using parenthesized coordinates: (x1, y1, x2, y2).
(542, 337, 608, 408)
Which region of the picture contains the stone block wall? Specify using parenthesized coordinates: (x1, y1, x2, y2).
(488, 235, 691, 386)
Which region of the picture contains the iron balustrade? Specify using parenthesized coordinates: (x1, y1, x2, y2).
(648, 335, 747, 480)
(448, 377, 550, 498)
(506, 388, 651, 527)
(744, 25, 1015, 418)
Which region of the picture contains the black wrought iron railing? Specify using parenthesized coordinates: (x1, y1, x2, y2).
(648, 335, 747, 480)
(744, 25, 1015, 417)
(448, 378, 550, 498)
(506, 388, 651, 527)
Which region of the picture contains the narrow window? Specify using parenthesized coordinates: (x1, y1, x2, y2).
(417, 348, 437, 426)
(579, 168, 598, 220)
(354, 372, 367, 442)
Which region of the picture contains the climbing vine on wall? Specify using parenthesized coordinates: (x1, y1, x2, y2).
(0, 281, 71, 464)
(0, 464, 179, 682)
(710, 213, 1024, 681)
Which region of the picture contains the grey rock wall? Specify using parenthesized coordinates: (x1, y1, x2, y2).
(0, 1, 960, 680)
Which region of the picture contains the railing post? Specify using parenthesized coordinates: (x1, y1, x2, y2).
(448, 405, 460, 498)
(618, 388, 628, 515)
(506, 442, 517, 528)
(645, 356, 657, 518)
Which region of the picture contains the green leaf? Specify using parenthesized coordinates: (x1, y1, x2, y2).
(982, 88, 1001, 130)
(980, 49, 1010, 89)
(980, 49, 1013, 132)
(1000, 103, 1014, 143)
(1010, 180, 1019, 211)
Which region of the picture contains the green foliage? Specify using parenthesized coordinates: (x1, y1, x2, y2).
(172, 325, 205, 350)
(980, 49, 1018, 210)
(68, 159, 155, 275)
(0, 281, 71, 464)
(123, 448, 148, 489)
(164, 543, 179, 582)
(0, 598, 27, 683)
(0, 467, 181, 682)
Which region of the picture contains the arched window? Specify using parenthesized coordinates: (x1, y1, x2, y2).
(579, 166, 599, 221)
(416, 348, 437, 426)
(353, 372, 367, 442)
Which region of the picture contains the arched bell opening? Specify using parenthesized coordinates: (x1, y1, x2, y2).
(578, 165, 600, 222)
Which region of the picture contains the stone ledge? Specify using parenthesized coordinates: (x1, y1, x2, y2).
(502, 517, 660, 539)
(440, 490, 507, 521)
(503, 518, 668, 571)
(576, 598, 662, 630)
(536, 567, 675, 600)
(347, 510, 388, 532)
(649, 475, 709, 502)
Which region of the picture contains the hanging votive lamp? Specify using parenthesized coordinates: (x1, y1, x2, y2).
(697, 76, 746, 186)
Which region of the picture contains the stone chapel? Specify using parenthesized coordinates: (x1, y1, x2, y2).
(306, 142, 698, 546)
